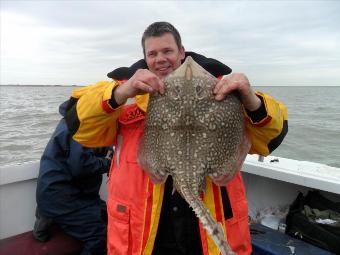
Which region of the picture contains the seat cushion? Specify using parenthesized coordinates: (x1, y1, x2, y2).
(0, 225, 82, 255)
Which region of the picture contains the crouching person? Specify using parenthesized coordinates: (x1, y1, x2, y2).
(33, 99, 113, 255)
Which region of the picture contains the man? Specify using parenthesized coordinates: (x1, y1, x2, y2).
(34, 100, 112, 255)
(65, 22, 288, 255)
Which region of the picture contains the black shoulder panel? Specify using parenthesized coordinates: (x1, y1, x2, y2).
(107, 51, 232, 80)
(268, 120, 288, 153)
(185, 51, 232, 78)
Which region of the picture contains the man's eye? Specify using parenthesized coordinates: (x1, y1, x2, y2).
(148, 52, 156, 57)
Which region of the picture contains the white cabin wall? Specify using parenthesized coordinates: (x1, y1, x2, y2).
(0, 162, 108, 239)
(242, 172, 310, 219)
(243, 172, 340, 221)
(0, 180, 37, 239)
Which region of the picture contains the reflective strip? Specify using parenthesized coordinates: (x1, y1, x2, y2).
(203, 178, 221, 255)
(212, 183, 228, 235)
(143, 184, 164, 254)
(114, 135, 123, 169)
(140, 180, 153, 253)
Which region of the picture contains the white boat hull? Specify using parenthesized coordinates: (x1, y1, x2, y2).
(1, 155, 339, 239)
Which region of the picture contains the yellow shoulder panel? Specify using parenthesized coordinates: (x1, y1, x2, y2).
(246, 92, 288, 156)
(71, 80, 123, 147)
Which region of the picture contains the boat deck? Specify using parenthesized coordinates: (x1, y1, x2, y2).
(0, 224, 81, 255)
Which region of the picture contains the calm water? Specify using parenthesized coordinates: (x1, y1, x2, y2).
(0, 85, 339, 168)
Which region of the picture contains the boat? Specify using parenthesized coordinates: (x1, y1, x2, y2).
(1, 154, 339, 254)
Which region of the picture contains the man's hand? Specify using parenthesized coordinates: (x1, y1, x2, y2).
(213, 73, 261, 111)
(114, 69, 165, 105)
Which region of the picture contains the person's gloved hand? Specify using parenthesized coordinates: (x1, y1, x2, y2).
(105, 149, 113, 161)
(95, 146, 113, 174)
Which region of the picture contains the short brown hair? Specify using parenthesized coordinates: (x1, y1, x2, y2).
(141, 21, 182, 56)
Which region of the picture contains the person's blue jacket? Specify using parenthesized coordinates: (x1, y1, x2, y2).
(36, 100, 111, 217)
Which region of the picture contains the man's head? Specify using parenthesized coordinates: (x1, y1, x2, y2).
(141, 22, 182, 54)
(142, 21, 185, 78)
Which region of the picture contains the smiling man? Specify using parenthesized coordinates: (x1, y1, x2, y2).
(65, 22, 288, 255)
(144, 32, 185, 78)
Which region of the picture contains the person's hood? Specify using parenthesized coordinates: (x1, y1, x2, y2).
(59, 97, 79, 117)
(58, 100, 69, 117)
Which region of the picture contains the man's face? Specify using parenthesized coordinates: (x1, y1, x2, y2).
(144, 33, 185, 79)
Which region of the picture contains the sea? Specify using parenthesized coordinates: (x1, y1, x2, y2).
(0, 85, 339, 168)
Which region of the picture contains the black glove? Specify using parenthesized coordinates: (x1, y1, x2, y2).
(100, 157, 112, 174)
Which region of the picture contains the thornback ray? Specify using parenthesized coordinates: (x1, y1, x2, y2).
(138, 56, 251, 255)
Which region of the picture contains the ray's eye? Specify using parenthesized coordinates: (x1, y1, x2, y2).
(173, 85, 181, 99)
(195, 85, 205, 99)
(169, 84, 181, 100)
(175, 85, 181, 94)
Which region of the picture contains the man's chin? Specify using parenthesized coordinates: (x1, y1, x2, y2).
(157, 69, 173, 78)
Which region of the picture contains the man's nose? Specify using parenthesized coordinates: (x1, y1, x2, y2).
(155, 53, 166, 62)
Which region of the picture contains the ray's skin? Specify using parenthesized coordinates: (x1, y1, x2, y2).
(138, 57, 250, 255)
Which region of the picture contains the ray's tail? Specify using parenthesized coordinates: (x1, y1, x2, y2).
(174, 177, 236, 255)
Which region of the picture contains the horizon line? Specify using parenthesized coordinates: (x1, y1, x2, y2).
(1, 84, 339, 87)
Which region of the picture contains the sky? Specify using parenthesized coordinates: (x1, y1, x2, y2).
(1, 0, 339, 86)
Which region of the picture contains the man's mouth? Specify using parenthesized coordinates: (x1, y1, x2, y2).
(157, 66, 171, 72)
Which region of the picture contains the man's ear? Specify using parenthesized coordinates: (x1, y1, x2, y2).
(180, 46, 185, 60)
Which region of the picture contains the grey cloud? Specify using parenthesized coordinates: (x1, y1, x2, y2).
(1, 1, 339, 86)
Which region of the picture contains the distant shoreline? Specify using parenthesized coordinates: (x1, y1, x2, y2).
(0, 84, 82, 87)
(0, 84, 339, 87)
